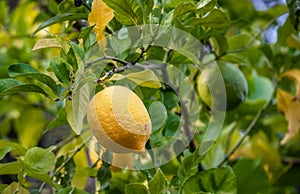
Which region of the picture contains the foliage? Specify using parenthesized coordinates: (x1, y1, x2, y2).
(0, 0, 300, 193)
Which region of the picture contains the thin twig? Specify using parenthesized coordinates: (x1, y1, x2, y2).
(86, 56, 128, 67)
(38, 136, 92, 192)
(217, 78, 278, 167)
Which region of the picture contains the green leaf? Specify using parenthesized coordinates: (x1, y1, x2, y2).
(149, 169, 169, 194)
(125, 183, 150, 194)
(0, 140, 27, 156)
(239, 71, 273, 113)
(173, 2, 197, 20)
(185, 9, 229, 34)
(287, 0, 300, 31)
(46, 107, 68, 131)
(97, 163, 112, 190)
(69, 41, 85, 62)
(32, 13, 88, 36)
(1, 182, 30, 194)
(0, 147, 12, 160)
(27, 171, 56, 188)
(50, 58, 70, 85)
(0, 78, 48, 97)
(183, 167, 237, 194)
(56, 187, 89, 194)
(175, 149, 205, 192)
(110, 69, 161, 88)
(23, 147, 56, 174)
(79, 26, 97, 52)
(233, 159, 270, 194)
(0, 161, 22, 175)
(149, 101, 167, 132)
(8, 63, 58, 95)
(66, 83, 90, 135)
(196, 0, 217, 12)
(137, 0, 154, 21)
(15, 109, 48, 148)
(103, 0, 143, 25)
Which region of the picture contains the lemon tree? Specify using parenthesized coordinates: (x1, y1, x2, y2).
(1, 0, 300, 194)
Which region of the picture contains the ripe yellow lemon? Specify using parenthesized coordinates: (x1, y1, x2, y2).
(197, 62, 248, 111)
(87, 86, 151, 153)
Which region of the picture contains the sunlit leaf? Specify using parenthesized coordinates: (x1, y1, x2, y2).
(23, 147, 56, 174)
(0, 162, 22, 175)
(277, 89, 300, 145)
(183, 166, 237, 194)
(66, 83, 90, 135)
(1, 182, 30, 194)
(32, 38, 62, 50)
(0, 147, 12, 160)
(0, 140, 27, 156)
(15, 109, 47, 148)
(56, 187, 89, 194)
(88, 0, 114, 45)
(148, 169, 169, 194)
(109, 69, 161, 88)
(125, 183, 150, 194)
(46, 107, 68, 131)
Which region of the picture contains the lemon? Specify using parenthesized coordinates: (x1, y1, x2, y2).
(87, 86, 151, 153)
(197, 62, 248, 111)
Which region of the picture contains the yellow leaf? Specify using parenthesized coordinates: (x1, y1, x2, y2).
(88, 0, 114, 47)
(280, 69, 300, 99)
(109, 69, 161, 88)
(276, 89, 300, 145)
(32, 38, 62, 50)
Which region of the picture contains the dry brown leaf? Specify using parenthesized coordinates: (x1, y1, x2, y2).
(280, 69, 300, 99)
(88, 0, 114, 47)
(277, 89, 300, 145)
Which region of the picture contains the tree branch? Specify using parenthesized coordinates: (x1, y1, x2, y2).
(217, 77, 278, 167)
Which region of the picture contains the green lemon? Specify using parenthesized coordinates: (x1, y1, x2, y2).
(197, 62, 248, 111)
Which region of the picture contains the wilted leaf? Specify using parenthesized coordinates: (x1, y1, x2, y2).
(88, 0, 114, 46)
(32, 38, 62, 50)
(109, 69, 161, 88)
(280, 69, 300, 98)
(277, 89, 300, 144)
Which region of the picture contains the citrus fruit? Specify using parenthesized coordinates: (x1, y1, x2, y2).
(197, 62, 248, 111)
(87, 85, 151, 153)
